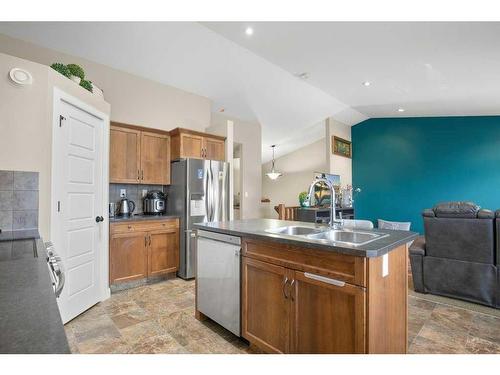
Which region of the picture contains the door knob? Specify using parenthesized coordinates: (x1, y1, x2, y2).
(95, 216, 104, 223)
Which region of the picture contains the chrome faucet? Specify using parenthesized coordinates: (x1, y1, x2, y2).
(307, 177, 343, 229)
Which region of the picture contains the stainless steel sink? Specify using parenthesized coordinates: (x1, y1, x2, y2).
(265, 226, 389, 247)
(265, 226, 323, 236)
(307, 229, 388, 246)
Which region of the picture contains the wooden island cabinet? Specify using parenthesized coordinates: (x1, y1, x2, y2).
(109, 218, 179, 287)
(241, 238, 408, 354)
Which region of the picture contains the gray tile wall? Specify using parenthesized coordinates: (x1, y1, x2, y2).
(0, 171, 39, 231)
(109, 183, 165, 215)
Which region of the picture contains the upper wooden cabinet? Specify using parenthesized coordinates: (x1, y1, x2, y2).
(140, 131, 170, 185)
(110, 126, 141, 184)
(110, 123, 170, 185)
(204, 136, 225, 161)
(170, 128, 225, 161)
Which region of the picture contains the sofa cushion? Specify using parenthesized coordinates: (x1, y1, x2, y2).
(433, 202, 480, 218)
(423, 256, 496, 307)
(424, 216, 495, 264)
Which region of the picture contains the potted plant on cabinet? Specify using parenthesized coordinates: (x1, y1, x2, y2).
(67, 63, 85, 84)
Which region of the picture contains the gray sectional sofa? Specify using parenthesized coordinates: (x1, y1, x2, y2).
(409, 202, 499, 308)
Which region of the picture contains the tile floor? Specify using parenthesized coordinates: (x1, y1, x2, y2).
(64, 278, 500, 354)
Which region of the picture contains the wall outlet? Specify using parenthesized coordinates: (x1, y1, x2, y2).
(120, 189, 126, 198)
(142, 189, 148, 197)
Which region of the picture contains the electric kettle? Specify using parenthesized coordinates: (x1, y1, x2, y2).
(118, 198, 135, 217)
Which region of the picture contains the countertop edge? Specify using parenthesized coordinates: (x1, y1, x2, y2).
(194, 222, 418, 258)
(109, 215, 180, 223)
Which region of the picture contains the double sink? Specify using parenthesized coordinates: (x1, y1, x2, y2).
(265, 225, 389, 247)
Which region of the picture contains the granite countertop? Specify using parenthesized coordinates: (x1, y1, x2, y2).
(109, 214, 180, 223)
(194, 219, 418, 258)
(0, 237, 70, 354)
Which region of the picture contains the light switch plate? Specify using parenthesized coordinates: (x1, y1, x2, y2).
(120, 189, 126, 198)
(382, 253, 389, 277)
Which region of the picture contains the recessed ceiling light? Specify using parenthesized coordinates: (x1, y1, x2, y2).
(245, 27, 254, 36)
(398, 108, 405, 112)
(362, 81, 371, 87)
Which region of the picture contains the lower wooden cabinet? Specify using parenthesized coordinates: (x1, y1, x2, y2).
(242, 256, 366, 354)
(241, 257, 290, 354)
(110, 231, 148, 284)
(241, 238, 408, 354)
(290, 270, 366, 353)
(148, 229, 179, 277)
(110, 219, 179, 285)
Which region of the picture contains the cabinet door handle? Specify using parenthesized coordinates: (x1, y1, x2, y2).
(137, 169, 140, 180)
(149, 235, 151, 247)
(304, 272, 345, 287)
(282, 276, 289, 299)
(289, 279, 296, 301)
(141, 170, 144, 180)
(145, 236, 147, 247)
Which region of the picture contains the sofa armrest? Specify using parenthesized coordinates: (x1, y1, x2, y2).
(409, 235, 426, 256)
(478, 209, 494, 219)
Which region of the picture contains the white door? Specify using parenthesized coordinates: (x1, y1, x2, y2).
(52, 93, 107, 323)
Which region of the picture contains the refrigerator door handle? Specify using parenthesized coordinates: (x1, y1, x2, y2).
(208, 164, 214, 221)
(204, 163, 210, 222)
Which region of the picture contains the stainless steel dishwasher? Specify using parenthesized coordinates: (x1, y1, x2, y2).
(196, 230, 241, 336)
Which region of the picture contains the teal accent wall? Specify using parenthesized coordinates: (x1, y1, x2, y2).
(352, 116, 500, 233)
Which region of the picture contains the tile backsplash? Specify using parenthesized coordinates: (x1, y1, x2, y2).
(0, 170, 39, 231)
(110, 183, 165, 215)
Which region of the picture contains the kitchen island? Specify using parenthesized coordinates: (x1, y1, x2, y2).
(194, 219, 418, 354)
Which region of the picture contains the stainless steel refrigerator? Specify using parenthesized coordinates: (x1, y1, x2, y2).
(166, 159, 230, 279)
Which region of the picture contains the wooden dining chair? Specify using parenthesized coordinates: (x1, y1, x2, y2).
(274, 204, 300, 221)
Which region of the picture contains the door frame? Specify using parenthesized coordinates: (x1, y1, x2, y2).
(51, 87, 111, 304)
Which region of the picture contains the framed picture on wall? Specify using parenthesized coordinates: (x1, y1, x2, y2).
(332, 136, 352, 158)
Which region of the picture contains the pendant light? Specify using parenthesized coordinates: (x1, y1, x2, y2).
(266, 145, 283, 180)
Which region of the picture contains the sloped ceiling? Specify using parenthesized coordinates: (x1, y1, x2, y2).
(0, 22, 366, 162)
(2, 22, 498, 162)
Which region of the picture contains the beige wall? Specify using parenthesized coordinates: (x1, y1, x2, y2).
(261, 138, 326, 218)
(0, 52, 110, 238)
(0, 33, 211, 132)
(326, 117, 352, 186)
(207, 113, 262, 219)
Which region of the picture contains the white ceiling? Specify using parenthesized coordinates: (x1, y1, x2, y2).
(0, 22, 365, 162)
(1, 22, 499, 162)
(204, 22, 500, 119)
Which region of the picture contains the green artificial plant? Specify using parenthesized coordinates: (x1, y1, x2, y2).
(79, 79, 93, 93)
(50, 63, 71, 78)
(298, 191, 308, 207)
(67, 64, 85, 79)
